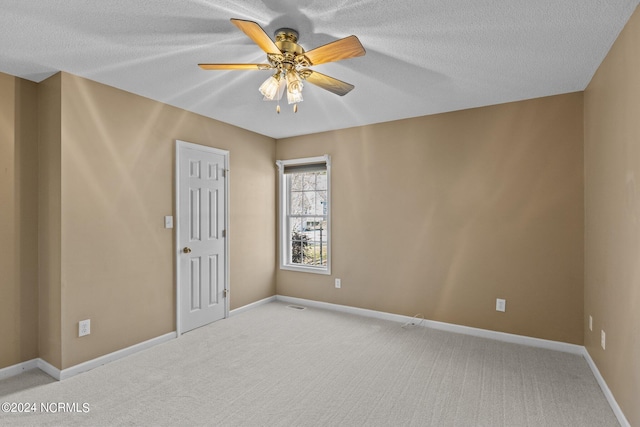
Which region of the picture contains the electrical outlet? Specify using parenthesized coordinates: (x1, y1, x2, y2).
(496, 298, 506, 312)
(335, 278, 341, 289)
(601, 330, 606, 350)
(79, 319, 91, 337)
(589, 315, 593, 331)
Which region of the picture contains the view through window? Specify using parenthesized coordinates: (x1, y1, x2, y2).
(287, 169, 328, 267)
(277, 155, 331, 274)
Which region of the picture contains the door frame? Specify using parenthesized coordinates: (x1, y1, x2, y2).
(175, 140, 230, 336)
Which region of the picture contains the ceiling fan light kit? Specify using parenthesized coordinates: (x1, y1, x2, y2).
(285, 71, 303, 104)
(258, 71, 282, 100)
(199, 18, 366, 114)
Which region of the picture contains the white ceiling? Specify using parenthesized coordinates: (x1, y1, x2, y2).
(1, 0, 638, 139)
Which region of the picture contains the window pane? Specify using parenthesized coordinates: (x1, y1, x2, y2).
(302, 191, 313, 214)
(303, 173, 318, 190)
(302, 217, 327, 267)
(290, 174, 303, 191)
(316, 173, 327, 190)
(303, 244, 313, 265)
(303, 240, 326, 266)
(322, 241, 327, 266)
(290, 217, 303, 235)
(291, 240, 303, 264)
(290, 190, 303, 215)
(314, 191, 327, 215)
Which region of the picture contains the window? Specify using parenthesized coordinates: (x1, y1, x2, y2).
(277, 155, 331, 274)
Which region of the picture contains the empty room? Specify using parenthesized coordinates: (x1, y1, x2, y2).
(1, 1, 639, 426)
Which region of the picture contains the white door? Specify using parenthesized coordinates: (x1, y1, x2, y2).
(176, 141, 229, 334)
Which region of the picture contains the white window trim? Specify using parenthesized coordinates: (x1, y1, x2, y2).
(276, 155, 331, 275)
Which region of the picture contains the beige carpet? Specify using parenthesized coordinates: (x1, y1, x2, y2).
(0, 301, 618, 426)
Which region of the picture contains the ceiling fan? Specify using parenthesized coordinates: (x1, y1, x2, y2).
(199, 19, 366, 113)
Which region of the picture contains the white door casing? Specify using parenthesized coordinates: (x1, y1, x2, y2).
(176, 140, 229, 335)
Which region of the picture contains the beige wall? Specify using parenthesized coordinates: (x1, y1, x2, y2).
(0, 70, 276, 371)
(584, 5, 640, 426)
(0, 74, 20, 366)
(38, 73, 63, 368)
(0, 73, 39, 369)
(277, 93, 585, 344)
(0, 73, 19, 368)
(15, 77, 39, 366)
(55, 73, 276, 368)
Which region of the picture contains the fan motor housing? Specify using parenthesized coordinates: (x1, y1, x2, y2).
(275, 28, 304, 55)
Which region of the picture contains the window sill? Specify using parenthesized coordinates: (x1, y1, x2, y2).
(280, 264, 331, 275)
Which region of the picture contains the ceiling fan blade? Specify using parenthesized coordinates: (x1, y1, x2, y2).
(198, 63, 272, 70)
(303, 35, 366, 66)
(230, 18, 281, 54)
(303, 70, 355, 96)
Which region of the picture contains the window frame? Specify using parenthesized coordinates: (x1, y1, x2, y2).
(276, 155, 331, 275)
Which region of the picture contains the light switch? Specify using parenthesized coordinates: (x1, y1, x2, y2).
(164, 216, 173, 229)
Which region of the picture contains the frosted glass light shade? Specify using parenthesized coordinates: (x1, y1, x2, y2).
(259, 74, 281, 100)
(286, 72, 304, 104)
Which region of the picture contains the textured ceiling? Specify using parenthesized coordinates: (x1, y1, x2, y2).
(1, 0, 638, 139)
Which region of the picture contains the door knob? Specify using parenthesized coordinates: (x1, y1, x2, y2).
(183, 247, 192, 254)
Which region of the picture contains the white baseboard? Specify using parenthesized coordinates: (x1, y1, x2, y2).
(0, 359, 39, 381)
(230, 295, 277, 317)
(582, 348, 630, 427)
(276, 295, 583, 354)
(58, 332, 176, 380)
(36, 358, 61, 380)
(0, 332, 178, 382)
(423, 319, 584, 355)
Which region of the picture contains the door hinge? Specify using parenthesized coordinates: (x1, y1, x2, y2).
(222, 229, 226, 238)
(223, 289, 229, 298)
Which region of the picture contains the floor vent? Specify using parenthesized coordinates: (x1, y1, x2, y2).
(287, 305, 306, 311)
